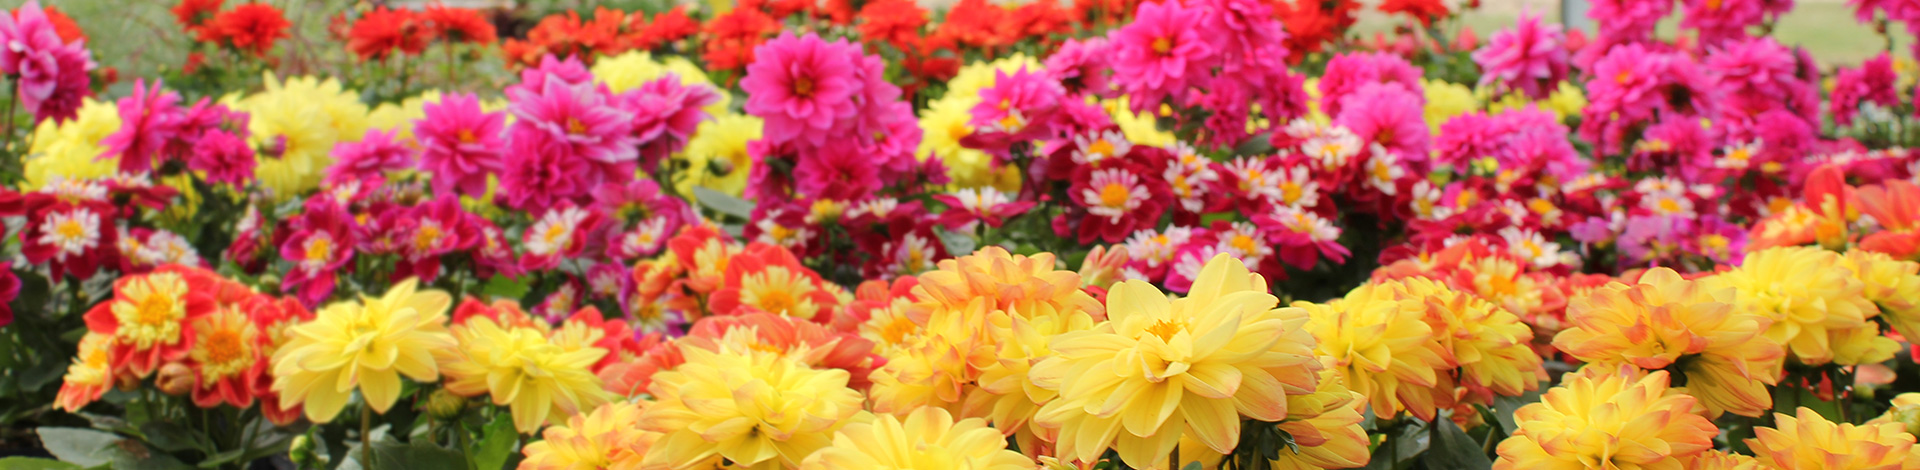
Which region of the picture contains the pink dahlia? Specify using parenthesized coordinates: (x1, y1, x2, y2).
(1109, 0, 1215, 108)
(0, 1, 94, 124)
(505, 54, 594, 97)
(1682, 0, 1767, 46)
(1831, 53, 1900, 127)
(415, 92, 506, 197)
(1472, 10, 1567, 100)
(507, 77, 639, 187)
(325, 129, 415, 186)
(188, 129, 256, 186)
(1318, 52, 1424, 116)
(621, 74, 720, 172)
(864, 101, 923, 182)
(849, 50, 908, 140)
(592, 178, 693, 234)
(740, 33, 862, 147)
(497, 136, 594, 213)
(99, 80, 185, 174)
(279, 198, 356, 307)
(1045, 37, 1114, 96)
(1586, 0, 1672, 41)
(1334, 82, 1430, 163)
(1581, 44, 1715, 154)
(967, 66, 1069, 147)
(1434, 112, 1507, 169)
(1708, 37, 1817, 137)
(794, 140, 882, 201)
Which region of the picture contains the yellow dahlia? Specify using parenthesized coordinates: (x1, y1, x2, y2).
(1748, 407, 1918, 469)
(799, 406, 1034, 470)
(1681, 451, 1763, 470)
(1717, 246, 1885, 366)
(967, 301, 1098, 453)
(1299, 281, 1455, 422)
(444, 316, 611, 434)
(638, 339, 867, 470)
(1845, 250, 1920, 343)
(518, 399, 656, 470)
(1553, 267, 1784, 417)
(1492, 371, 1718, 469)
(1030, 253, 1320, 468)
(1873, 392, 1920, 437)
(24, 98, 118, 190)
(1400, 277, 1544, 405)
(911, 246, 1103, 320)
(677, 113, 761, 197)
(1271, 357, 1371, 470)
(269, 279, 455, 423)
(234, 74, 369, 198)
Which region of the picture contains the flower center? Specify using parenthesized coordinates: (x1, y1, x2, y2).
(305, 236, 332, 262)
(1145, 318, 1183, 342)
(136, 295, 176, 327)
(457, 129, 477, 143)
(55, 219, 85, 240)
(566, 118, 587, 135)
(414, 223, 443, 253)
(1099, 183, 1131, 208)
(1230, 234, 1257, 253)
(1615, 71, 1631, 84)
(543, 223, 570, 246)
(757, 289, 795, 314)
(1087, 139, 1115, 158)
(1657, 198, 1682, 213)
(202, 329, 246, 368)
(1152, 37, 1172, 54)
(793, 77, 815, 97)
(1280, 181, 1303, 203)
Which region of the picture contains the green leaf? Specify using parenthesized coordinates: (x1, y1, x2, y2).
(372, 439, 468, 470)
(36, 427, 191, 470)
(1231, 133, 1274, 157)
(933, 227, 977, 257)
(194, 448, 243, 469)
(478, 276, 531, 301)
(1426, 417, 1493, 470)
(1181, 463, 1203, 470)
(1491, 386, 1543, 435)
(38, 427, 119, 467)
(692, 187, 753, 220)
(470, 413, 517, 470)
(136, 422, 204, 453)
(0, 457, 81, 470)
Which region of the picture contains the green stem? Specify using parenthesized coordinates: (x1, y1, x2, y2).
(361, 404, 375, 470)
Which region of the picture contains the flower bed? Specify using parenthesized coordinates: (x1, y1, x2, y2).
(0, 0, 1917, 469)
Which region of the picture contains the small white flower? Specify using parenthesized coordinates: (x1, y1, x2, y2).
(525, 206, 590, 256)
(37, 209, 100, 260)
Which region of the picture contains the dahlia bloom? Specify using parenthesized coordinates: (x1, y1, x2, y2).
(518, 400, 656, 470)
(55, 332, 114, 412)
(1683, 0, 1768, 46)
(0, 1, 95, 124)
(188, 307, 265, 409)
(638, 340, 866, 469)
(740, 33, 862, 147)
(1298, 280, 1455, 421)
(199, 3, 290, 57)
(1492, 371, 1718, 469)
(270, 279, 455, 423)
(497, 137, 594, 213)
(81, 269, 216, 378)
(1581, 44, 1716, 154)
(189, 129, 257, 186)
(1553, 268, 1784, 417)
(1108, 0, 1215, 107)
(1069, 165, 1170, 244)
(1717, 246, 1890, 366)
(98, 80, 185, 175)
(1402, 277, 1544, 406)
(443, 316, 612, 433)
(1031, 253, 1320, 468)
(621, 74, 721, 171)
(967, 66, 1069, 145)
(415, 92, 506, 197)
(1318, 52, 1423, 117)
(1472, 11, 1567, 100)
(1748, 407, 1919, 469)
(324, 128, 414, 185)
(936, 187, 1036, 232)
(508, 77, 639, 186)
(1335, 82, 1431, 162)
(1045, 38, 1113, 96)
(278, 198, 355, 307)
(800, 407, 1035, 470)
(1830, 53, 1900, 127)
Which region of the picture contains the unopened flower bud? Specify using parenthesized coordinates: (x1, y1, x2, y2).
(288, 434, 315, 466)
(154, 363, 195, 396)
(425, 389, 468, 420)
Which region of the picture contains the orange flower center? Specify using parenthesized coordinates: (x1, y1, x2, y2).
(55, 219, 85, 240)
(794, 77, 815, 97)
(1145, 319, 1184, 342)
(201, 328, 246, 366)
(1152, 37, 1172, 54)
(305, 236, 332, 262)
(137, 295, 175, 327)
(757, 289, 796, 314)
(1087, 139, 1115, 158)
(457, 128, 477, 143)
(566, 118, 587, 135)
(1099, 183, 1131, 207)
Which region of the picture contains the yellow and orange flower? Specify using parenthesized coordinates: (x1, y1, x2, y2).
(54, 332, 116, 412)
(443, 315, 611, 434)
(1748, 407, 1919, 469)
(1401, 277, 1545, 407)
(1030, 253, 1320, 468)
(84, 270, 217, 378)
(1716, 246, 1888, 366)
(1492, 370, 1718, 469)
(1552, 267, 1783, 417)
(187, 307, 264, 409)
(518, 399, 657, 470)
(270, 279, 456, 423)
(707, 243, 840, 320)
(799, 406, 1035, 470)
(638, 336, 867, 470)
(1298, 280, 1456, 422)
